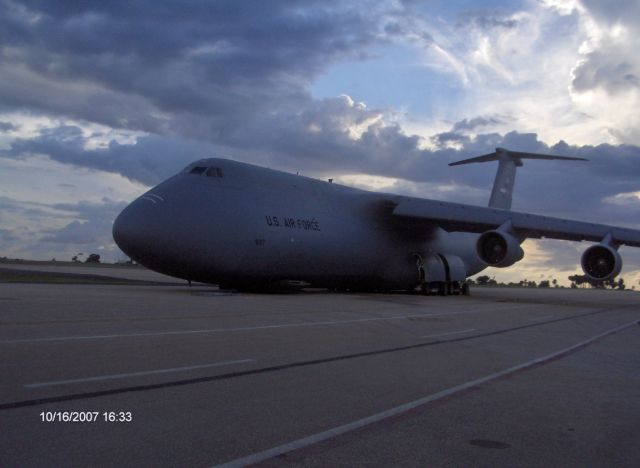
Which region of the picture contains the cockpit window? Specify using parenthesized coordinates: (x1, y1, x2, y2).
(185, 165, 224, 177)
(206, 167, 223, 177)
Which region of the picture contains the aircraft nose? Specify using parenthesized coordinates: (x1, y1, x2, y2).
(112, 197, 159, 260)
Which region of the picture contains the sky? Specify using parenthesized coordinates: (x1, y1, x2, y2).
(0, 0, 639, 287)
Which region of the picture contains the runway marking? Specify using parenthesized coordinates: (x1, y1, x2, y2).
(24, 359, 256, 388)
(0, 310, 498, 344)
(0, 308, 636, 411)
(214, 319, 639, 468)
(420, 328, 476, 339)
(528, 315, 554, 321)
(0, 302, 535, 328)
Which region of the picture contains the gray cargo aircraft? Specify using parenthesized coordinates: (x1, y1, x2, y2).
(112, 148, 640, 294)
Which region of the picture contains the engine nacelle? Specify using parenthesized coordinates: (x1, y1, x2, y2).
(581, 244, 622, 281)
(476, 230, 524, 268)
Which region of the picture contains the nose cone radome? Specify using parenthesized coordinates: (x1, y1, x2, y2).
(112, 199, 158, 261)
(112, 196, 167, 265)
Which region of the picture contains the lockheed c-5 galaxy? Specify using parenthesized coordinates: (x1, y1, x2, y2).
(112, 148, 640, 294)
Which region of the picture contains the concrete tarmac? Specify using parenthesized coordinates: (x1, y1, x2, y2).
(0, 266, 639, 467)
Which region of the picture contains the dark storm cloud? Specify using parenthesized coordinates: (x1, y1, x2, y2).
(0, 0, 554, 196)
(452, 116, 504, 132)
(6, 120, 640, 233)
(572, 53, 639, 94)
(0, 195, 126, 253)
(1, 1, 638, 229)
(0, 0, 382, 136)
(41, 218, 111, 245)
(0, 121, 17, 131)
(456, 11, 521, 30)
(431, 131, 470, 147)
(579, 0, 640, 26)
(430, 117, 503, 147)
(50, 198, 127, 221)
(5, 125, 215, 185)
(0, 194, 125, 224)
(0, 228, 19, 244)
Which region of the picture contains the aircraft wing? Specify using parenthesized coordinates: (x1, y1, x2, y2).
(391, 197, 640, 247)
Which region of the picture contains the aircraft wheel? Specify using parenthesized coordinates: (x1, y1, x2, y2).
(461, 282, 471, 296)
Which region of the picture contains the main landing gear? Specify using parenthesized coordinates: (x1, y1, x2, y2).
(419, 281, 471, 296)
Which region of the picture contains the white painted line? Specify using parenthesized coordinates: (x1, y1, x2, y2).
(213, 320, 639, 468)
(25, 359, 256, 388)
(528, 315, 554, 322)
(0, 302, 560, 345)
(421, 328, 477, 339)
(0, 310, 488, 344)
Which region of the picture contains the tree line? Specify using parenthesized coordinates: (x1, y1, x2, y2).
(472, 275, 630, 290)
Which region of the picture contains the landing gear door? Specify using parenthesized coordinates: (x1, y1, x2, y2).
(442, 255, 467, 282)
(423, 253, 446, 282)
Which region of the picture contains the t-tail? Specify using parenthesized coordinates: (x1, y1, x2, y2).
(449, 147, 588, 210)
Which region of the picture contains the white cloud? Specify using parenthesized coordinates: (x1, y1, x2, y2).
(335, 174, 400, 191)
(603, 191, 640, 206)
(0, 155, 146, 204)
(0, 154, 145, 262)
(387, 1, 640, 147)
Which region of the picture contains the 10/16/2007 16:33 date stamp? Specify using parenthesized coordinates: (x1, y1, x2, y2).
(40, 411, 132, 423)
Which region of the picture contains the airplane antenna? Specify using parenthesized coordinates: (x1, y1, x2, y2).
(449, 147, 587, 210)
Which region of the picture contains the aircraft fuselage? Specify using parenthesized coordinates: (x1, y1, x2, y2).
(113, 159, 486, 290)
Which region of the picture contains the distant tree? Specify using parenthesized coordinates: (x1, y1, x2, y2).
(539, 280, 550, 288)
(552, 279, 558, 288)
(476, 275, 491, 286)
(568, 274, 588, 288)
(567, 274, 627, 290)
(85, 253, 101, 263)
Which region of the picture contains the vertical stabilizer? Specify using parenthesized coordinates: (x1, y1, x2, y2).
(449, 147, 587, 210)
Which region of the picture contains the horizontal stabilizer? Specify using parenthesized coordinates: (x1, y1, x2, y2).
(449, 147, 588, 167)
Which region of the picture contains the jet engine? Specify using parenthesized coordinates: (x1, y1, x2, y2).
(580, 244, 622, 281)
(476, 229, 524, 268)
